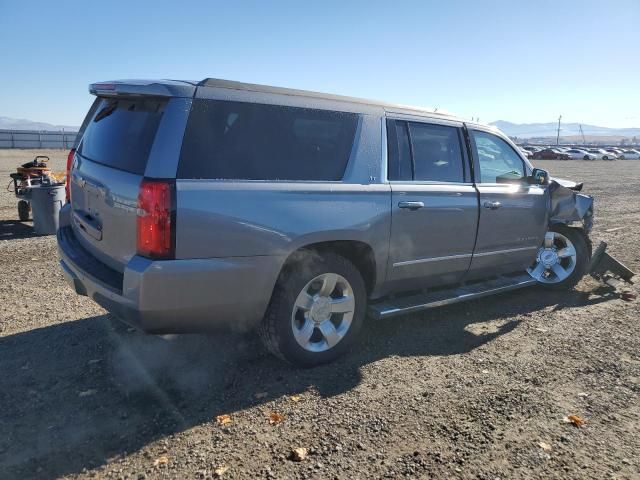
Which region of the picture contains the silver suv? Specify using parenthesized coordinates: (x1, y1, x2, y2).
(58, 78, 593, 366)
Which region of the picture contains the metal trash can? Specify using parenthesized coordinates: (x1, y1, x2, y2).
(30, 183, 65, 235)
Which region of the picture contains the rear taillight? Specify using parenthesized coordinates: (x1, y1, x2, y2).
(136, 179, 175, 259)
(65, 149, 75, 202)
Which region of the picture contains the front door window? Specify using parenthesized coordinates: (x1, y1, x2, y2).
(472, 131, 525, 183)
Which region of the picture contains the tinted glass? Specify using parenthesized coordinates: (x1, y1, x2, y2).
(409, 122, 465, 182)
(386, 120, 412, 180)
(79, 97, 166, 174)
(472, 131, 525, 183)
(178, 100, 358, 180)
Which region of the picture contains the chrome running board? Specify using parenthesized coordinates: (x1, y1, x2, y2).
(368, 273, 536, 320)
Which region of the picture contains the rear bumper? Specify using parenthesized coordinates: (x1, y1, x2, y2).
(57, 224, 283, 333)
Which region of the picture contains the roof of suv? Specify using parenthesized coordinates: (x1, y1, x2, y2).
(198, 78, 461, 118)
(90, 77, 493, 129)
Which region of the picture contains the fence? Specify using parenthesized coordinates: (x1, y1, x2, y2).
(0, 129, 79, 149)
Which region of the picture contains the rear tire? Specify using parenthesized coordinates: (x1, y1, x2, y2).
(18, 200, 30, 221)
(527, 225, 590, 291)
(260, 252, 367, 367)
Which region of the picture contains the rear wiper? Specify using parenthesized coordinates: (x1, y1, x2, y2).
(93, 101, 117, 123)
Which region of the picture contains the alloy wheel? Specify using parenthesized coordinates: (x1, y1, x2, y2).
(527, 231, 577, 284)
(291, 273, 355, 352)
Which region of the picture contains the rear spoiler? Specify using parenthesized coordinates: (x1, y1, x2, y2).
(89, 80, 196, 98)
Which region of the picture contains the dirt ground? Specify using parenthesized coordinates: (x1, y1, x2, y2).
(1, 149, 639, 480)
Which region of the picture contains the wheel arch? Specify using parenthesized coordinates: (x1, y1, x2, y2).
(277, 240, 378, 295)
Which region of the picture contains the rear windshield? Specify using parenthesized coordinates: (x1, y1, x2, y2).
(178, 99, 359, 181)
(78, 97, 166, 174)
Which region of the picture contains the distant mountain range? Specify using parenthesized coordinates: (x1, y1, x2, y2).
(490, 120, 640, 139)
(1, 115, 638, 139)
(0, 116, 78, 132)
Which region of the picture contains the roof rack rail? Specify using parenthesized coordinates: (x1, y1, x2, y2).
(196, 78, 456, 118)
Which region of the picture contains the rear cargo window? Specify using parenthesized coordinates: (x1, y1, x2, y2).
(178, 99, 359, 181)
(78, 97, 166, 175)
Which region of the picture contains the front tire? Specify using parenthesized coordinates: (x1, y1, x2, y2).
(260, 252, 367, 367)
(527, 225, 590, 290)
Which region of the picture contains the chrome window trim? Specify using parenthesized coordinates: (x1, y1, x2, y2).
(387, 181, 475, 187)
(393, 245, 538, 268)
(393, 253, 472, 268)
(472, 246, 538, 257)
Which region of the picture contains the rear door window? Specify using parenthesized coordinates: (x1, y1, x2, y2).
(178, 100, 359, 181)
(386, 119, 413, 180)
(78, 97, 166, 175)
(409, 122, 465, 182)
(386, 119, 466, 182)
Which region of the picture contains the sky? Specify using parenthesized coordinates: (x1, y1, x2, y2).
(1, 0, 639, 129)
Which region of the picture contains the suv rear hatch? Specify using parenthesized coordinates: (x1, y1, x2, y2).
(70, 93, 168, 272)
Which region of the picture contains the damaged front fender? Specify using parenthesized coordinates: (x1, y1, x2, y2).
(546, 178, 635, 286)
(548, 177, 594, 232)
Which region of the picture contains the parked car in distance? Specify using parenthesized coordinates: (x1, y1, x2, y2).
(532, 148, 570, 160)
(619, 149, 640, 159)
(520, 146, 542, 158)
(521, 146, 541, 153)
(57, 78, 594, 366)
(518, 147, 531, 158)
(588, 148, 616, 160)
(565, 149, 597, 160)
(603, 149, 620, 159)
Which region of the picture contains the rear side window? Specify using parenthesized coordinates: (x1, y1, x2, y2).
(178, 99, 359, 180)
(78, 97, 166, 175)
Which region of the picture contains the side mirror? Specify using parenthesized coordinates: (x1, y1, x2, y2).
(529, 168, 549, 185)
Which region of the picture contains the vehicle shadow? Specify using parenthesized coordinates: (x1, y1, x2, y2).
(0, 283, 618, 479)
(0, 219, 39, 240)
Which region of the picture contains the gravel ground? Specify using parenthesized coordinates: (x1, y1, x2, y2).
(1, 150, 639, 480)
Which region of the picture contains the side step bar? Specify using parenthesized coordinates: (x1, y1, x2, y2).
(368, 273, 537, 320)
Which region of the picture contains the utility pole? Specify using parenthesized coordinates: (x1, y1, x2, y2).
(556, 115, 562, 146)
(579, 124, 585, 145)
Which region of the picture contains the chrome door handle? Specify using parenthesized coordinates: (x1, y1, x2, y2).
(483, 201, 502, 210)
(398, 201, 425, 210)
